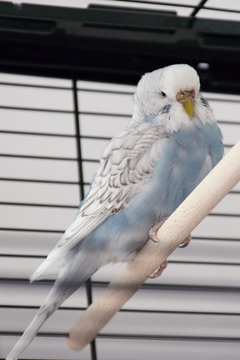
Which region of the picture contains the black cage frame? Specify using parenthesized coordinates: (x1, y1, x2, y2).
(0, 1, 240, 93)
(1, 2, 240, 360)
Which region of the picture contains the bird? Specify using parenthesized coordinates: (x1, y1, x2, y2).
(6, 64, 224, 359)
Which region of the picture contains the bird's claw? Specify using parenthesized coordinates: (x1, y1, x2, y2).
(149, 217, 168, 243)
(149, 219, 191, 278)
(149, 218, 168, 278)
(178, 234, 191, 248)
(150, 260, 168, 278)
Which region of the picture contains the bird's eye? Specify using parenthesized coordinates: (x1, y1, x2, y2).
(161, 91, 167, 97)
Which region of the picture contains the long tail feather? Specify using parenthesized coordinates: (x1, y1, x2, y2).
(6, 250, 100, 360)
(6, 301, 57, 360)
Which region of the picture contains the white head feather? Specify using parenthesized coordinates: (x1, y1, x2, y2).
(132, 64, 214, 132)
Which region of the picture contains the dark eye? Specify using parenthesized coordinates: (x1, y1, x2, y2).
(161, 91, 167, 97)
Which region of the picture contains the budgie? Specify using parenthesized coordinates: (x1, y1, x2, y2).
(6, 64, 224, 359)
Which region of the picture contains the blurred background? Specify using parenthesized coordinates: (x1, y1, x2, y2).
(0, 1, 240, 359)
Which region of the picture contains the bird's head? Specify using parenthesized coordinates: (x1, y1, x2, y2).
(132, 64, 214, 132)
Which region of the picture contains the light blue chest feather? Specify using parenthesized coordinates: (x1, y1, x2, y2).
(82, 121, 223, 259)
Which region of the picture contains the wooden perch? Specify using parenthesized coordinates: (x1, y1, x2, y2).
(67, 139, 240, 351)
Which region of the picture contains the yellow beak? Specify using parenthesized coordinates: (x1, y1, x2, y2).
(182, 97, 194, 118)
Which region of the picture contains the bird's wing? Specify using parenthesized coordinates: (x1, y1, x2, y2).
(31, 123, 168, 281)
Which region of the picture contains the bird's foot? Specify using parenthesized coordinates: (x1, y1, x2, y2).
(148, 218, 191, 278)
(150, 217, 191, 248)
(149, 217, 168, 243)
(149, 218, 168, 278)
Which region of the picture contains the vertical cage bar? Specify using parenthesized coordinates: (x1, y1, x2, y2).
(72, 78, 97, 360)
(190, 0, 208, 17)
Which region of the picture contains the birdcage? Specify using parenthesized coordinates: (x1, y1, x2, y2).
(1, 1, 240, 360)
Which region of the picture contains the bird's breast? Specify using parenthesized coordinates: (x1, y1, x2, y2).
(147, 127, 209, 217)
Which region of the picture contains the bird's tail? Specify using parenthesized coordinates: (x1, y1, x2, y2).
(6, 295, 60, 360)
(6, 250, 100, 360)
